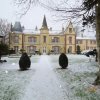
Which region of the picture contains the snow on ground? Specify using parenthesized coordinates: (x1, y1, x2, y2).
(50, 54, 100, 100)
(0, 55, 39, 100)
(21, 55, 68, 100)
(0, 54, 100, 100)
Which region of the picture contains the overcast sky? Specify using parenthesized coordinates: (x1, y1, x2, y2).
(0, 0, 96, 37)
(0, 0, 69, 30)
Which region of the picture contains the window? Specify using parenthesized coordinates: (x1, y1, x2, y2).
(43, 36, 46, 43)
(14, 46, 19, 53)
(27, 46, 36, 53)
(28, 37, 32, 42)
(30, 46, 36, 53)
(33, 37, 37, 43)
(80, 40, 82, 44)
(69, 37, 72, 44)
(14, 36, 19, 43)
(28, 37, 37, 43)
(86, 46, 89, 50)
(93, 41, 96, 44)
(52, 37, 59, 43)
(33, 46, 36, 52)
(76, 40, 78, 44)
(90, 40, 96, 44)
(69, 28, 72, 33)
(27, 46, 30, 53)
(69, 46, 72, 53)
(52, 46, 59, 54)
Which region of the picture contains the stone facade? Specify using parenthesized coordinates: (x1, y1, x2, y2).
(8, 16, 97, 54)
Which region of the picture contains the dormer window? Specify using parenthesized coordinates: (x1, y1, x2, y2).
(69, 28, 72, 33)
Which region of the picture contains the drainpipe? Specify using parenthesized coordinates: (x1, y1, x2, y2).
(64, 34, 66, 54)
(22, 33, 24, 53)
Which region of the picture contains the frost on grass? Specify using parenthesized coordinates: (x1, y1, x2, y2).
(0, 57, 36, 100)
(0, 70, 35, 100)
(50, 54, 100, 100)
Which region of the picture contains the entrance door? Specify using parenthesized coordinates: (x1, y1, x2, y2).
(43, 47, 46, 54)
(14, 46, 19, 53)
(69, 46, 72, 53)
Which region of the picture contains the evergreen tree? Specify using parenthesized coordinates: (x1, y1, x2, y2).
(77, 45, 81, 54)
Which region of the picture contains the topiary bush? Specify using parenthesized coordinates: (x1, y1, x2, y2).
(19, 52, 31, 71)
(59, 53, 68, 69)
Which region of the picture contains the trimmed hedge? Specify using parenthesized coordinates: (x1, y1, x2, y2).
(19, 53, 31, 70)
(59, 53, 68, 69)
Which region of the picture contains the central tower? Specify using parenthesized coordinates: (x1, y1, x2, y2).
(40, 15, 49, 54)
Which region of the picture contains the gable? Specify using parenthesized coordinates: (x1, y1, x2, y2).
(64, 21, 76, 35)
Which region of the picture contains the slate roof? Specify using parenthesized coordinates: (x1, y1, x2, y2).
(13, 22, 22, 32)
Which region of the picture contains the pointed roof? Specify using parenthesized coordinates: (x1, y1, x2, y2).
(64, 21, 74, 31)
(41, 15, 48, 29)
(13, 21, 22, 32)
(68, 21, 73, 28)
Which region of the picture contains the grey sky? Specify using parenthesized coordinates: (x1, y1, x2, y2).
(0, 0, 67, 30)
(0, 0, 96, 37)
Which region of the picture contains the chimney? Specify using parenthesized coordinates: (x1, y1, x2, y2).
(62, 27, 64, 32)
(50, 27, 52, 31)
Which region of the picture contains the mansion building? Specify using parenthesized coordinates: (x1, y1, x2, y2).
(8, 16, 97, 54)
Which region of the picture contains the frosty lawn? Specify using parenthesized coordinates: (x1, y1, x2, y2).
(0, 54, 100, 100)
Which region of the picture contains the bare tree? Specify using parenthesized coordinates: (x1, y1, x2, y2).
(0, 19, 11, 43)
(13, 0, 39, 17)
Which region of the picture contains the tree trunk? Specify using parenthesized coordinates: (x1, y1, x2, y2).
(94, 1, 100, 85)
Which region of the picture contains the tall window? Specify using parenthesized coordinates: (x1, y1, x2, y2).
(14, 46, 19, 53)
(76, 40, 78, 44)
(28, 37, 37, 43)
(77, 40, 82, 44)
(14, 36, 19, 43)
(52, 37, 59, 43)
(69, 37, 72, 44)
(27, 46, 36, 53)
(69, 46, 72, 53)
(52, 46, 59, 54)
(33, 37, 37, 43)
(69, 28, 72, 33)
(28, 37, 32, 42)
(90, 40, 96, 44)
(43, 36, 46, 43)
